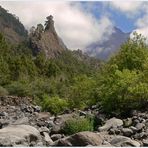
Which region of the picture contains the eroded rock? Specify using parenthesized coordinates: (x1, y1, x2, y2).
(98, 117, 123, 132)
(0, 125, 42, 146)
(110, 136, 140, 147)
(52, 131, 103, 146)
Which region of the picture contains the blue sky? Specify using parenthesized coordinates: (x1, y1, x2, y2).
(79, 1, 144, 33)
(0, 1, 148, 49)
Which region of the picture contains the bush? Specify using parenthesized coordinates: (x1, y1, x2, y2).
(69, 75, 97, 109)
(41, 95, 69, 115)
(96, 33, 148, 115)
(6, 81, 31, 97)
(0, 86, 8, 96)
(98, 68, 148, 114)
(62, 117, 94, 135)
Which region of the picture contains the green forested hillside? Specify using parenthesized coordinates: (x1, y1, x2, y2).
(0, 5, 148, 116)
(96, 32, 148, 115)
(0, 33, 101, 113)
(0, 6, 28, 44)
(0, 27, 148, 116)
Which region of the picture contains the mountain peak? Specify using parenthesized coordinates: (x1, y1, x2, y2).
(85, 27, 130, 60)
(0, 6, 27, 44)
(29, 15, 67, 58)
(45, 15, 55, 31)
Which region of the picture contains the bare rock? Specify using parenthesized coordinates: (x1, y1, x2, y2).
(98, 117, 123, 132)
(43, 132, 53, 145)
(110, 136, 140, 147)
(52, 131, 103, 146)
(0, 124, 42, 146)
(143, 139, 148, 146)
(51, 134, 63, 141)
(12, 117, 29, 125)
(39, 126, 49, 133)
(123, 118, 132, 127)
(121, 128, 133, 137)
(135, 123, 145, 131)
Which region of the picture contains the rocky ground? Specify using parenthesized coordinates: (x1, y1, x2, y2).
(0, 96, 148, 147)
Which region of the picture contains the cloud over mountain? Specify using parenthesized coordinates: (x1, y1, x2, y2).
(0, 1, 114, 50)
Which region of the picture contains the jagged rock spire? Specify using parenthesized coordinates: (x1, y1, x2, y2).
(29, 15, 67, 58)
(45, 15, 55, 31)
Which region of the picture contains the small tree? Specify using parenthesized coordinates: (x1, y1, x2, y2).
(41, 95, 69, 115)
(97, 32, 148, 114)
(69, 75, 97, 109)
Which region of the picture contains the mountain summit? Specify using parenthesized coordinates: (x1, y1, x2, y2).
(0, 6, 28, 44)
(29, 15, 67, 58)
(85, 27, 130, 60)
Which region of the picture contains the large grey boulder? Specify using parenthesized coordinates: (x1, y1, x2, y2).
(52, 131, 103, 146)
(43, 132, 53, 145)
(12, 117, 29, 125)
(143, 139, 148, 146)
(0, 125, 42, 146)
(98, 117, 123, 132)
(121, 128, 133, 137)
(110, 136, 140, 147)
(135, 123, 145, 131)
(51, 134, 63, 141)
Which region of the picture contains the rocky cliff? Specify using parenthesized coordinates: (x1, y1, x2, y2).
(0, 6, 28, 44)
(29, 15, 67, 59)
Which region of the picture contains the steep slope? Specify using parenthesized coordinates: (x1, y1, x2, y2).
(29, 15, 67, 59)
(0, 6, 28, 44)
(86, 27, 130, 60)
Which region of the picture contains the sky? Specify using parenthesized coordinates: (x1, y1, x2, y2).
(0, 1, 148, 50)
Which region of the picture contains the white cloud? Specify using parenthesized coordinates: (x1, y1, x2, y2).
(109, 1, 144, 17)
(0, 1, 114, 50)
(131, 27, 148, 39)
(130, 3, 148, 42)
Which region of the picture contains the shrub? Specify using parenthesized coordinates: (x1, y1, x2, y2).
(98, 68, 148, 114)
(6, 81, 31, 97)
(41, 95, 69, 115)
(62, 117, 94, 135)
(96, 33, 148, 115)
(69, 75, 97, 109)
(0, 86, 8, 96)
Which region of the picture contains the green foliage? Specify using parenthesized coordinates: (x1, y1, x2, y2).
(97, 32, 148, 114)
(0, 34, 98, 113)
(69, 75, 97, 109)
(0, 6, 27, 37)
(6, 81, 31, 97)
(0, 86, 8, 96)
(62, 117, 94, 135)
(110, 32, 148, 71)
(41, 95, 69, 114)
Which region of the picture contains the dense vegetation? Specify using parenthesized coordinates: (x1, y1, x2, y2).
(0, 31, 148, 115)
(62, 116, 94, 135)
(0, 6, 27, 37)
(0, 32, 99, 114)
(96, 32, 148, 115)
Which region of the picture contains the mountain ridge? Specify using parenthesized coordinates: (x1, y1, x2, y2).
(0, 6, 28, 44)
(85, 27, 130, 60)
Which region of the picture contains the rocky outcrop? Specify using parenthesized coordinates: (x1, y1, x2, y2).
(52, 131, 103, 146)
(110, 136, 140, 147)
(0, 96, 148, 147)
(0, 6, 27, 44)
(29, 15, 67, 59)
(0, 125, 42, 146)
(0, 96, 32, 106)
(98, 117, 123, 132)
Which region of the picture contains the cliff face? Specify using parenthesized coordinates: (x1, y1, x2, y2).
(0, 6, 28, 44)
(29, 15, 67, 59)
